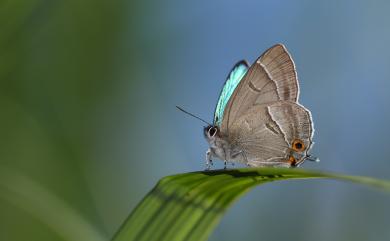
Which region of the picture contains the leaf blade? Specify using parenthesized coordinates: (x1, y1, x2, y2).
(112, 168, 390, 241)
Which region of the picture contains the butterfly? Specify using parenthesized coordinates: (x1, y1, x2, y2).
(202, 44, 317, 169)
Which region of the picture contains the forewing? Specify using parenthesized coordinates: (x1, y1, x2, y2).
(221, 44, 299, 133)
(214, 60, 249, 127)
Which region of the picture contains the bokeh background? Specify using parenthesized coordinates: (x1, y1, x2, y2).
(1, 0, 390, 241)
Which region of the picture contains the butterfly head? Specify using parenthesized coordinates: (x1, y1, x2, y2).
(204, 125, 219, 141)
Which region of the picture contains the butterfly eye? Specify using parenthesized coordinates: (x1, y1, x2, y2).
(208, 127, 218, 137)
(292, 139, 305, 152)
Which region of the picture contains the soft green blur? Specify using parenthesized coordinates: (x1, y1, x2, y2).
(0, 0, 132, 240)
(1, 1, 390, 241)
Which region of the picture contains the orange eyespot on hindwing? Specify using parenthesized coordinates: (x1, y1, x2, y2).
(292, 139, 305, 152)
(288, 156, 297, 166)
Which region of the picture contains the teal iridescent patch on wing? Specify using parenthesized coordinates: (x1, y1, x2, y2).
(214, 60, 249, 126)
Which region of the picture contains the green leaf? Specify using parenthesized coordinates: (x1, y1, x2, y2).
(112, 168, 390, 241)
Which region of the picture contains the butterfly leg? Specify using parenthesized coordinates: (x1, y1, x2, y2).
(205, 149, 213, 170)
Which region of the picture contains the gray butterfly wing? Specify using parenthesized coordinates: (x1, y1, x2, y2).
(221, 44, 299, 133)
(267, 101, 314, 153)
(229, 101, 313, 167)
(228, 103, 290, 166)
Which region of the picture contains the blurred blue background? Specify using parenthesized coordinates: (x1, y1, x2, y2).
(1, 0, 390, 240)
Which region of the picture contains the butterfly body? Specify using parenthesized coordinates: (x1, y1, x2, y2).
(204, 44, 315, 169)
(204, 126, 247, 167)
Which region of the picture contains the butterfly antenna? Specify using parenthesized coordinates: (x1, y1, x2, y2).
(176, 106, 211, 126)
